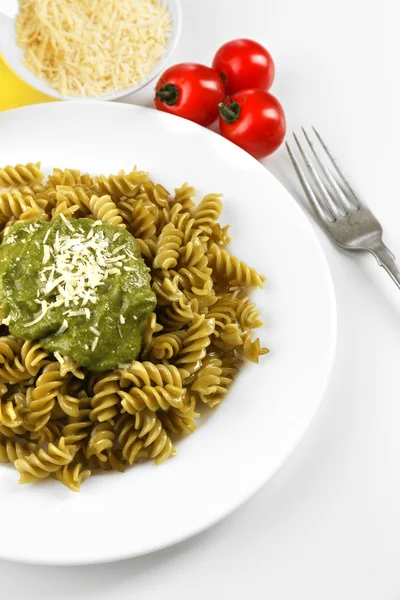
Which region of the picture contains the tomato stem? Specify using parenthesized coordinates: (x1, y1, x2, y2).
(155, 83, 179, 106)
(218, 100, 241, 124)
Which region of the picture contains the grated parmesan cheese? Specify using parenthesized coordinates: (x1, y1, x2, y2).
(19, 221, 139, 338)
(8, 218, 145, 358)
(59, 212, 75, 232)
(54, 351, 65, 364)
(24, 300, 48, 326)
(43, 245, 51, 264)
(16, 0, 172, 97)
(55, 319, 69, 336)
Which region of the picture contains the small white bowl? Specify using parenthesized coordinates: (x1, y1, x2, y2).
(0, 0, 181, 101)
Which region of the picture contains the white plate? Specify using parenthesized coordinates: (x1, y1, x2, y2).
(0, 102, 336, 565)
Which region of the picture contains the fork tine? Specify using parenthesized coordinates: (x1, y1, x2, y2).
(286, 141, 333, 222)
(312, 126, 360, 207)
(301, 127, 356, 214)
(293, 132, 340, 219)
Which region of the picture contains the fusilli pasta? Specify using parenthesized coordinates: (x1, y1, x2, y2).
(0, 162, 43, 187)
(0, 166, 268, 490)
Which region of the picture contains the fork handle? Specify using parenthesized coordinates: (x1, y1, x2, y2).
(369, 242, 400, 289)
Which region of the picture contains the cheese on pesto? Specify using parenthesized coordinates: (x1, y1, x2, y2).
(0, 218, 156, 370)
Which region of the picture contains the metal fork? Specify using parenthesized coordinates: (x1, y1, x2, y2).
(286, 127, 400, 289)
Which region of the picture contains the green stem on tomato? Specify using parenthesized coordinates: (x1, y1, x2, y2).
(155, 83, 179, 106)
(218, 100, 241, 124)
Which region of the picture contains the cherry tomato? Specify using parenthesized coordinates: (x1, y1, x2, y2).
(212, 39, 275, 95)
(218, 89, 286, 159)
(155, 63, 225, 127)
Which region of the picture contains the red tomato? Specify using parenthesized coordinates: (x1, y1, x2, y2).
(218, 89, 286, 159)
(155, 63, 225, 127)
(212, 39, 275, 95)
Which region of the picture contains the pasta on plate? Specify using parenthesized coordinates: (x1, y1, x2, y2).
(0, 162, 268, 491)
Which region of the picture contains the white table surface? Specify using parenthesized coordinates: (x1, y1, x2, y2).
(1, 0, 400, 597)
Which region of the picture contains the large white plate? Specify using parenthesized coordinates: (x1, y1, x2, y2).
(0, 102, 336, 565)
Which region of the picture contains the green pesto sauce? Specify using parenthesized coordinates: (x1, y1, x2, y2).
(0, 218, 156, 371)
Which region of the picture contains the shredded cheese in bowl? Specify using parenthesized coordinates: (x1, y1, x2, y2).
(15, 0, 172, 97)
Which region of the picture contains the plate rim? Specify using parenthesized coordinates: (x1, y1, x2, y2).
(0, 101, 337, 565)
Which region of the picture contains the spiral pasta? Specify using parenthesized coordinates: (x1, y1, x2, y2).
(207, 296, 237, 337)
(21, 341, 49, 377)
(90, 372, 120, 423)
(120, 361, 185, 388)
(134, 409, 175, 464)
(14, 437, 76, 483)
(139, 181, 170, 210)
(191, 357, 223, 401)
(56, 393, 80, 418)
(169, 205, 196, 245)
(235, 296, 264, 330)
(153, 222, 184, 270)
(152, 275, 182, 305)
(48, 168, 92, 188)
(207, 243, 265, 289)
(0, 398, 23, 429)
(0, 162, 43, 187)
(0, 439, 32, 463)
(86, 422, 114, 463)
(141, 312, 163, 357)
(136, 237, 157, 263)
(30, 421, 63, 445)
(176, 315, 215, 375)
(178, 236, 208, 271)
(238, 332, 269, 364)
(172, 183, 196, 212)
(0, 337, 33, 384)
(150, 332, 184, 360)
(193, 193, 223, 237)
(0, 191, 45, 220)
(52, 198, 81, 220)
(176, 262, 213, 296)
(57, 356, 85, 380)
(115, 415, 145, 465)
(92, 169, 149, 199)
(18, 182, 47, 198)
(89, 194, 125, 227)
(24, 363, 64, 431)
(62, 397, 92, 447)
(118, 382, 186, 413)
(55, 462, 91, 492)
(192, 353, 240, 408)
(130, 199, 156, 240)
(158, 294, 198, 330)
(0, 165, 268, 490)
(209, 223, 232, 248)
(160, 398, 198, 435)
(54, 186, 92, 214)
